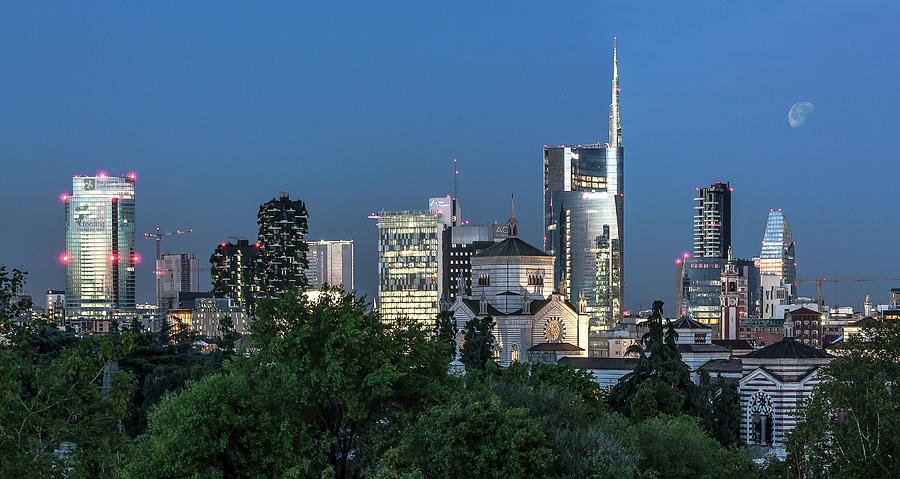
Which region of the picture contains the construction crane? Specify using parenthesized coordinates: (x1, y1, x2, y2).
(144, 227, 193, 308)
(795, 275, 900, 313)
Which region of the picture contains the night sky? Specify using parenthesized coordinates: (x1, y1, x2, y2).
(1, 1, 898, 312)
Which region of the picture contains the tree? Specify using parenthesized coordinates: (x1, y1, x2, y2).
(0, 322, 134, 478)
(460, 315, 495, 371)
(0, 266, 31, 329)
(371, 385, 555, 478)
(704, 382, 742, 447)
(434, 310, 457, 361)
(622, 414, 757, 479)
(129, 289, 449, 479)
(786, 320, 900, 478)
(607, 300, 698, 418)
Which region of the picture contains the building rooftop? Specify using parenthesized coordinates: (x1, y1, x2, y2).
(789, 307, 820, 316)
(558, 357, 637, 370)
(677, 343, 730, 354)
(671, 316, 711, 330)
(743, 337, 833, 359)
(474, 237, 549, 258)
(529, 342, 584, 352)
(699, 358, 743, 374)
(712, 339, 754, 351)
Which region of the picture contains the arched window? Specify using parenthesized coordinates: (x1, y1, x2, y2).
(748, 390, 775, 446)
(511, 344, 519, 363)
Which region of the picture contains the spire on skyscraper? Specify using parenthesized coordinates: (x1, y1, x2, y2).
(608, 37, 622, 147)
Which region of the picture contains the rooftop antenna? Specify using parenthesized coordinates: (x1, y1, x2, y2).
(452, 157, 460, 226)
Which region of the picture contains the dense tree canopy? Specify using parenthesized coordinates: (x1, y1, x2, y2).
(786, 320, 900, 478)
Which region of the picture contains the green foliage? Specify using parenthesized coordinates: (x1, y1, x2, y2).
(129, 288, 449, 479)
(622, 414, 757, 479)
(0, 322, 134, 478)
(433, 310, 457, 361)
(704, 382, 742, 448)
(373, 385, 555, 478)
(608, 300, 699, 418)
(0, 266, 31, 328)
(460, 315, 496, 371)
(785, 320, 900, 478)
(123, 371, 317, 479)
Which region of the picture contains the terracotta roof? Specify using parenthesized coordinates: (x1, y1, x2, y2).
(558, 357, 637, 370)
(712, 339, 753, 351)
(743, 337, 833, 359)
(848, 316, 875, 327)
(528, 342, 584, 352)
(474, 237, 549, 258)
(671, 316, 711, 330)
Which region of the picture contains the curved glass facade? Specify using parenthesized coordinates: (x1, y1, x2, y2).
(759, 209, 796, 283)
(65, 175, 137, 320)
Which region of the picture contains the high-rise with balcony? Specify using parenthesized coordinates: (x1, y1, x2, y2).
(693, 181, 732, 259)
(254, 194, 310, 300)
(543, 40, 624, 351)
(210, 239, 259, 308)
(63, 173, 137, 321)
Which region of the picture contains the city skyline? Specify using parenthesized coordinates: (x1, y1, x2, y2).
(2, 2, 898, 311)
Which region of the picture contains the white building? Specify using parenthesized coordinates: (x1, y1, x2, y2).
(192, 297, 250, 339)
(305, 240, 354, 291)
(451, 237, 589, 366)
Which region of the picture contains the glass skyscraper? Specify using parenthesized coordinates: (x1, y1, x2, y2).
(693, 181, 732, 258)
(544, 40, 624, 346)
(64, 174, 137, 320)
(373, 210, 440, 326)
(759, 209, 796, 282)
(305, 240, 355, 291)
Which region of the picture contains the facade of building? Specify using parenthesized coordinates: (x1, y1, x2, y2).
(64, 174, 137, 320)
(373, 210, 441, 325)
(305, 240, 355, 291)
(165, 308, 193, 336)
(693, 181, 732, 259)
(192, 297, 250, 339)
(210, 239, 259, 308)
(720, 248, 748, 340)
(451, 237, 589, 367)
(686, 257, 725, 329)
(254, 194, 310, 299)
(739, 339, 833, 453)
(158, 252, 199, 312)
(46, 289, 65, 325)
(786, 307, 822, 347)
(759, 209, 797, 318)
(543, 42, 624, 343)
(441, 225, 494, 304)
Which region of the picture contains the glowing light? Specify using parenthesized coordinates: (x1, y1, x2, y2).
(729, 187, 734, 192)
(97, 171, 107, 178)
(219, 242, 227, 248)
(109, 253, 118, 262)
(131, 253, 141, 264)
(59, 253, 71, 264)
(59, 193, 70, 202)
(127, 172, 137, 181)
(675, 259, 682, 265)
(254, 242, 261, 249)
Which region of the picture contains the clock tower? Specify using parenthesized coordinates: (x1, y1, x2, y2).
(720, 247, 747, 340)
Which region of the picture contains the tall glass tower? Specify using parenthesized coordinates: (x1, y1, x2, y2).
(64, 174, 137, 320)
(759, 209, 796, 282)
(543, 39, 624, 349)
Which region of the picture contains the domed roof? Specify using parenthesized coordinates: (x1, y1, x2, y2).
(473, 237, 549, 258)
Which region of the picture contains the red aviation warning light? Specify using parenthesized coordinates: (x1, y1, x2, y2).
(109, 253, 118, 262)
(131, 253, 142, 264)
(59, 253, 71, 265)
(127, 172, 137, 181)
(97, 171, 108, 178)
(59, 193, 70, 202)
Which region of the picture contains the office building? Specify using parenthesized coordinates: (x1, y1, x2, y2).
(693, 181, 732, 259)
(305, 240, 355, 291)
(372, 210, 441, 325)
(759, 209, 796, 318)
(254, 194, 310, 299)
(210, 239, 259, 307)
(46, 290, 65, 325)
(192, 297, 250, 340)
(158, 252, 199, 312)
(686, 257, 726, 329)
(543, 40, 624, 342)
(63, 173, 137, 321)
(442, 225, 494, 303)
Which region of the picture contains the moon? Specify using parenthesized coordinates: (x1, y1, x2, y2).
(788, 102, 815, 128)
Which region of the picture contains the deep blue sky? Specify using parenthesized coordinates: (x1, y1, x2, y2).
(2, 1, 898, 312)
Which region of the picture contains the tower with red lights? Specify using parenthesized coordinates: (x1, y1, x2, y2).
(62, 173, 137, 323)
